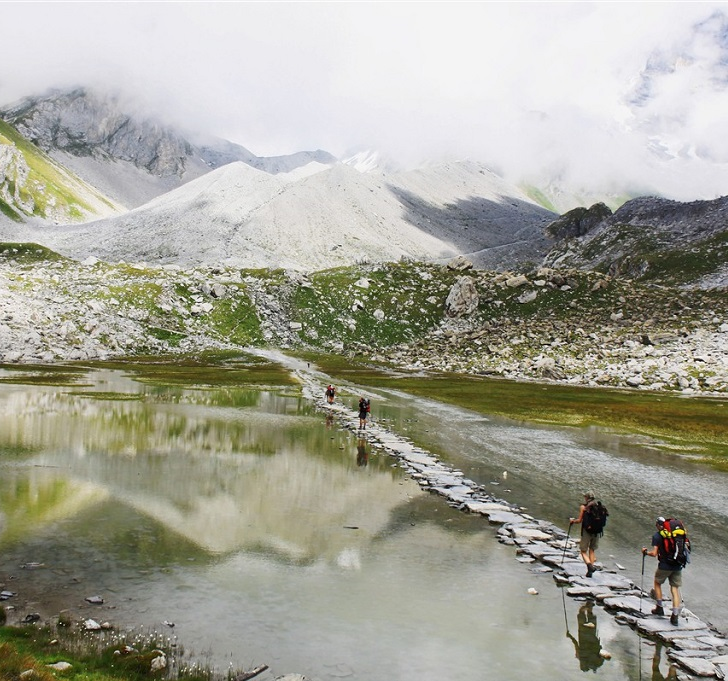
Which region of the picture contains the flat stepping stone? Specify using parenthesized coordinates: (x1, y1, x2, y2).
(673, 638, 724, 651)
(669, 648, 723, 658)
(512, 527, 553, 541)
(486, 511, 529, 525)
(466, 501, 513, 515)
(546, 558, 584, 575)
(573, 571, 633, 590)
(464, 501, 513, 514)
(694, 636, 728, 649)
(402, 453, 437, 466)
(568, 585, 615, 598)
(602, 594, 648, 614)
(517, 540, 562, 559)
(637, 615, 712, 636)
(667, 654, 721, 677)
(431, 483, 473, 496)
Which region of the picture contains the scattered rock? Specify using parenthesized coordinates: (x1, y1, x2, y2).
(47, 662, 73, 671)
(444, 276, 479, 318)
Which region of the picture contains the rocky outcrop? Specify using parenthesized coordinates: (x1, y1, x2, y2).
(0, 88, 338, 209)
(2, 89, 197, 178)
(0, 144, 33, 214)
(444, 276, 479, 317)
(544, 195, 728, 289)
(546, 202, 612, 240)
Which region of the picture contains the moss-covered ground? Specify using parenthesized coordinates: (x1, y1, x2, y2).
(0, 120, 102, 221)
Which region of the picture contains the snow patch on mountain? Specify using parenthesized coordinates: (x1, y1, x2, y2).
(341, 149, 400, 174)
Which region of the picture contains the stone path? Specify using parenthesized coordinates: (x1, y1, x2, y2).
(301, 378, 728, 680)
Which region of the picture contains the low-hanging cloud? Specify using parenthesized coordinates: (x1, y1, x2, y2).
(1, 1, 727, 201)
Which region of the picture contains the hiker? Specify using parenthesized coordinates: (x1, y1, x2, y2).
(569, 491, 608, 578)
(642, 516, 687, 626)
(325, 385, 336, 404)
(358, 397, 370, 429)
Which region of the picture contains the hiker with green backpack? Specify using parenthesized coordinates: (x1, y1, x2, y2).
(570, 491, 609, 578)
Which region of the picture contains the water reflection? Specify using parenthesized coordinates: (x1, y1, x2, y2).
(0, 364, 665, 680)
(650, 641, 678, 681)
(356, 438, 369, 467)
(566, 601, 604, 673)
(0, 374, 408, 562)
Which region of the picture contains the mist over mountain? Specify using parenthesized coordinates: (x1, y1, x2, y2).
(1, 85, 726, 283)
(0, 88, 338, 210)
(0, 88, 558, 271)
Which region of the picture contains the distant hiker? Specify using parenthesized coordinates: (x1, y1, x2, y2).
(570, 491, 609, 578)
(358, 397, 370, 429)
(325, 385, 336, 404)
(642, 516, 691, 626)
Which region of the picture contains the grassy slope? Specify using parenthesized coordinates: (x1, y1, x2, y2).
(0, 624, 211, 681)
(0, 120, 116, 220)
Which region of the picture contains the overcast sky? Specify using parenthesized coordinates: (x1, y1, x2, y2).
(2, 1, 728, 200)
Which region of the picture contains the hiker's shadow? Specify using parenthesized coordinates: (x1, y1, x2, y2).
(567, 602, 604, 672)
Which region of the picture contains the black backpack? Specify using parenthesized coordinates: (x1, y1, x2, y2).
(583, 500, 609, 536)
(658, 518, 691, 568)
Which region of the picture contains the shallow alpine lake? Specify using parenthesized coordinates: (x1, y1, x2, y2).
(0, 353, 726, 681)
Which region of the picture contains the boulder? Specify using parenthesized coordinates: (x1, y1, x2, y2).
(444, 276, 479, 318)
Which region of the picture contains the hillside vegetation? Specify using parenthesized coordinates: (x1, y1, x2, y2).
(0, 245, 725, 395)
(0, 120, 122, 223)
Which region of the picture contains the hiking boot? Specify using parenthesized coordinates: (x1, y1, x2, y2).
(585, 564, 595, 578)
(670, 613, 679, 626)
(652, 605, 665, 616)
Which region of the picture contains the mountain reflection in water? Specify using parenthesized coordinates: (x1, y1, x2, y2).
(0, 363, 704, 681)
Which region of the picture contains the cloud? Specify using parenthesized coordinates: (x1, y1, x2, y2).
(1, 1, 727, 200)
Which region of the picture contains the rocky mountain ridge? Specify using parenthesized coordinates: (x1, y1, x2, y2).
(0, 118, 124, 224)
(545, 196, 728, 288)
(0, 88, 338, 210)
(3, 87, 726, 286)
(0, 88, 561, 272)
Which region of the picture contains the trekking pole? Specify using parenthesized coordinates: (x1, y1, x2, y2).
(561, 522, 573, 566)
(639, 551, 646, 614)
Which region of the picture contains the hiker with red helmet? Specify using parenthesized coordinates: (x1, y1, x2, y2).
(642, 516, 690, 626)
